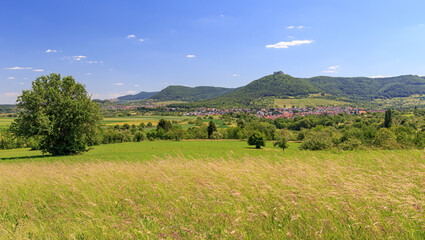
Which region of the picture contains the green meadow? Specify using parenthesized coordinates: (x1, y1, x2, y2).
(1, 140, 425, 239)
(0, 118, 13, 129)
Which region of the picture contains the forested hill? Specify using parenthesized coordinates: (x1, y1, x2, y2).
(117, 91, 159, 101)
(192, 74, 425, 107)
(307, 75, 425, 99)
(198, 73, 319, 106)
(149, 86, 236, 102)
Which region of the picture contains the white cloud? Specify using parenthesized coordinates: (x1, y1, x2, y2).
(45, 49, 58, 53)
(113, 83, 124, 86)
(72, 55, 86, 61)
(266, 40, 313, 49)
(86, 73, 92, 76)
(87, 60, 103, 64)
(127, 91, 137, 94)
(369, 75, 391, 78)
(19, 82, 24, 85)
(287, 25, 305, 29)
(323, 66, 341, 74)
(127, 34, 136, 39)
(232, 74, 240, 77)
(328, 66, 340, 70)
(33, 69, 44, 72)
(134, 84, 140, 87)
(8, 77, 15, 80)
(6, 66, 32, 70)
(138, 38, 145, 42)
(186, 54, 196, 58)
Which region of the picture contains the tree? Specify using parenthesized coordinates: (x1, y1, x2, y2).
(157, 119, 172, 132)
(274, 136, 289, 151)
(384, 109, 392, 128)
(11, 73, 102, 155)
(248, 131, 265, 149)
(207, 120, 217, 139)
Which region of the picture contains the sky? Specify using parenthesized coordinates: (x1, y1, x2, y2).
(1, 0, 425, 104)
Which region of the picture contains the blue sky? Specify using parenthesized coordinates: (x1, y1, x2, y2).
(1, 0, 425, 104)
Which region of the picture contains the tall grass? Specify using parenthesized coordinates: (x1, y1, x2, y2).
(1, 150, 425, 239)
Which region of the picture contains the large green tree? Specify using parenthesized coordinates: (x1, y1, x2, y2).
(11, 73, 103, 155)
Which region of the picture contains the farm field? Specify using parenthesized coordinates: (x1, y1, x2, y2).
(274, 98, 349, 108)
(102, 116, 229, 129)
(1, 140, 425, 239)
(0, 118, 13, 129)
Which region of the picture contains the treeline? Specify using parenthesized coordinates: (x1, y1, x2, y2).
(2, 109, 425, 151)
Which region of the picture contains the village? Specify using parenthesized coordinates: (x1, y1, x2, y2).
(103, 103, 384, 119)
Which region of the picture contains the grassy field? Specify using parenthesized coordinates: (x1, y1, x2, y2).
(103, 116, 228, 129)
(0, 118, 13, 129)
(274, 98, 349, 108)
(1, 141, 425, 239)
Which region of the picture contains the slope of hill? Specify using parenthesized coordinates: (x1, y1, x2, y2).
(117, 91, 159, 101)
(149, 86, 236, 102)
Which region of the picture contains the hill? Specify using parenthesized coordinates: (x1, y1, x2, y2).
(308, 75, 425, 99)
(117, 91, 159, 101)
(201, 73, 319, 106)
(149, 85, 236, 102)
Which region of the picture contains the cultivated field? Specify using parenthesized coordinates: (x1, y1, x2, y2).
(274, 98, 349, 108)
(1, 141, 425, 239)
(0, 118, 13, 129)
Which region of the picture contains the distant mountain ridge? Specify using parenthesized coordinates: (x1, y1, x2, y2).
(149, 85, 236, 102)
(117, 91, 158, 101)
(116, 74, 425, 107)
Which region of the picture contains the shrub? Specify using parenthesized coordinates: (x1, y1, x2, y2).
(338, 137, 362, 150)
(300, 131, 332, 150)
(133, 131, 146, 142)
(373, 128, 398, 149)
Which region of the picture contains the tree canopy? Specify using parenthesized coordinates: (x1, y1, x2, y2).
(11, 73, 103, 155)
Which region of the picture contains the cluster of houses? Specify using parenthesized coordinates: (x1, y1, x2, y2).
(103, 103, 384, 119)
(182, 106, 383, 119)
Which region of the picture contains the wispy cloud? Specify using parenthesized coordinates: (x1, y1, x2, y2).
(127, 91, 137, 94)
(113, 83, 124, 86)
(87, 60, 103, 64)
(232, 74, 240, 77)
(287, 26, 305, 29)
(5, 92, 19, 96)
(186, 54, 196, 58)
(138, 38, 145, 42)
(33, 69, 44, 72)
(323, 66, 341, 74)
(369, 75, 391, 78)
(45, 49, 58, 53)
(266, 40, 313, 49)
(8, 77, 15, 80)
(72, 55, 86, 61)
(127, 34, 136, 39)
(6, 66, 32, 70)
(134, 84, 140, 87)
